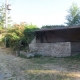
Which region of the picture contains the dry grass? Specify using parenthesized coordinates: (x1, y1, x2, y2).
(20, 57, 80, 80)
(0, 47, 80, 80)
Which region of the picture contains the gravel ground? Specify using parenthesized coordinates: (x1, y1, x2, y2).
(0, 47, 27, 80)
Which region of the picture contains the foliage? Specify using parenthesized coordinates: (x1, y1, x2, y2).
(0, 4, 5, 28)
(4, 23, 25, 48)
(0, 26, 3, 31)
(0, 4, 12, 28)
(2, 22, 39, 50)
(20, 54, 27, 58)
(65, 3, 80, 26)
(41, 25, 65, 28)
(23, 24, 39, 44)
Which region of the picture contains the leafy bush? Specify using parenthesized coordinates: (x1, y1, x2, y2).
(41, 25, 65, 28)
(2, 23, 39, 51)
(4, 23, 24, 49)
(23, 24, 39, 44)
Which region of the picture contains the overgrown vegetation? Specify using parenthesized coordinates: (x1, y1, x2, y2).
(0, 22, 39, 51)
(0, 4, 5, 27)
(0, 4, 12, 28)
(24, 23, 39, 44)
(41, 25, 65, 28)
(65, 3, 80, 26)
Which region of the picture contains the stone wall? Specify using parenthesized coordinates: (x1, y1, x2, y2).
(29, 39, 71, 57)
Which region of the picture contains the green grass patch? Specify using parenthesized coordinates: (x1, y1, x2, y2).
(20, 54, 27, 58)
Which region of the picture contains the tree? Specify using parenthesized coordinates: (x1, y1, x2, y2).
(23, 24, 39, 44)
(41, 25, 65, 28)
(0, 4, 5, 28)
(65, 3, 80, 26)
(0, 4, 12, 28)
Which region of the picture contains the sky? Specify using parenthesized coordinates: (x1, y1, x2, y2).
(0, 0, 80, 27)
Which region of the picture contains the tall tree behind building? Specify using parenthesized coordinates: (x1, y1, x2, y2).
(0, 4, 5, 28)
(0, 4, 12, 29)
(65, 3, 80, 26)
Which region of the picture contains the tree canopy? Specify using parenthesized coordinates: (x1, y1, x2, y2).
(65, 3, 80, 26)
(0, 4, 5, 28)
(0, 4, 12, 29)
(41, 25, 65, 28)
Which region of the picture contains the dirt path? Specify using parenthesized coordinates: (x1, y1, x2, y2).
(0, 47, 24, 80)
(0, 47, 80, 80)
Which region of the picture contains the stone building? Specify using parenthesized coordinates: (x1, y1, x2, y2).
(29, 26, 80, 57)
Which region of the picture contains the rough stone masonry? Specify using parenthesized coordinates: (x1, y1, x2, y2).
(29, 39, 71, 57)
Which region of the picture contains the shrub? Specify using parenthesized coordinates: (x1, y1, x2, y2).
(5, 23, 25, 48)
(2, 23, 39, 51)
(23, 24, 39, 44)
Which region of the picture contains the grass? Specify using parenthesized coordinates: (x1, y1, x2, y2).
(1, 47, 80, 80)
(16, 55, 80, 80)
(65, 54, 80, 60)
(24, 70, 78, 80)
(12, 73, 17, 77)
(20, 54, 27, 58)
